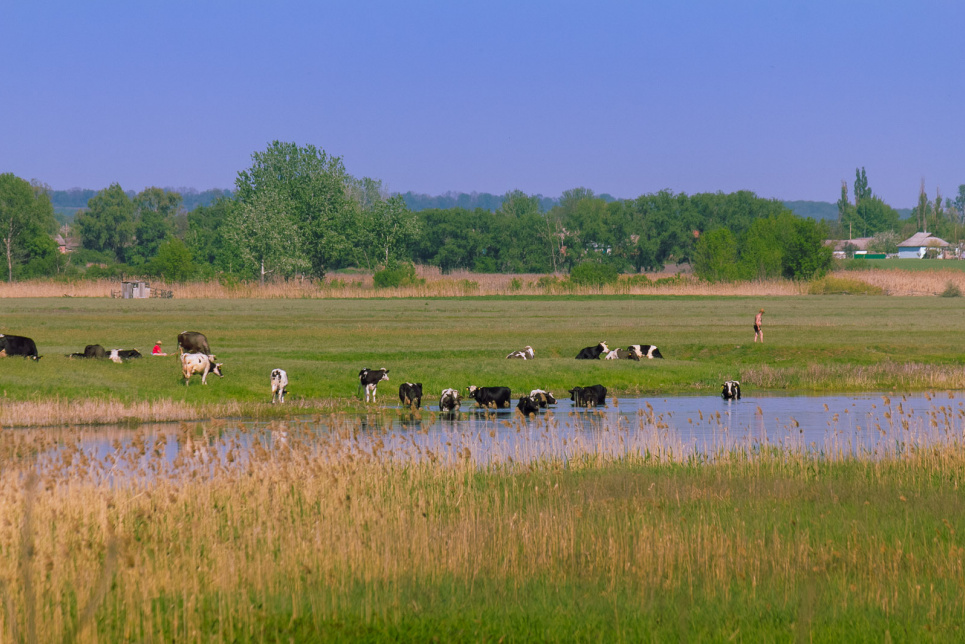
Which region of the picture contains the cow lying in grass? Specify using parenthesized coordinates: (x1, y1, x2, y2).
(506, 345, 535, 359)
(575, 342, 608, 360)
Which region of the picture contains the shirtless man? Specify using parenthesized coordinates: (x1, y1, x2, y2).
(754, 309, 764, 343)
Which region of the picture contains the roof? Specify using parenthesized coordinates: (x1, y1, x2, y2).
(898, 232, 949, 248)
(826, 237, 873, 251)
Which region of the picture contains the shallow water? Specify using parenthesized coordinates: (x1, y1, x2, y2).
(24, 391, 965, 481)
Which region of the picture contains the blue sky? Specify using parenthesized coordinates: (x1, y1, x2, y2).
(2, 1, 963, 207)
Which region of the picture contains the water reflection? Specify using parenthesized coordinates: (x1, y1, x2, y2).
(15, 391, 965, 482)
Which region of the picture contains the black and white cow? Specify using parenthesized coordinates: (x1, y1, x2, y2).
(721, 380, 741, 400)
(506, 345, 535, 360)
(181, 353, 223, 385)
(271, 368, 289, 403)
(0, 334, 40, 360)
(399, 382, 423, 409)
(569, 384, 607, 407)
(516, 396, 540, 416)
(575, 341, 609, 360)
(439, 388, 461, 412)
(529, 389, 557, 407)
(67, 344, 107, 359)
(466, 385, 512, 408)
(628, 344, 664, 359)
(358, 368, 389, 402)
(177, 331, 211, 356)
(604, 348, 641, 361)
(109, 349, 143, 363)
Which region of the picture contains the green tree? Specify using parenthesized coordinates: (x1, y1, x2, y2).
(692, 228, 738, 282)
(913, 180, 931, 232)
(855, 195, 899, 235)
(224, 189, 308, 285)
(837, 180, 860, 235)
(75, 183, 135, 261)
(132, 187, 182, 263)
(151, 237, 195, 281)
(954, 185, 965, 224)
(186, 197, 240, 277)
(235, 141, 355, 277)
(0, 174, 59, 281)
(854, 167, 871, 205)
(358, 195, 420, 267)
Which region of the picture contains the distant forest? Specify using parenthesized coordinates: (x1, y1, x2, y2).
(51, 188, 232, 223)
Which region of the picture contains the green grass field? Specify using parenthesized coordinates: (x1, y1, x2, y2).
(845, 257, 965, 272)
(1, 295, 964, 414)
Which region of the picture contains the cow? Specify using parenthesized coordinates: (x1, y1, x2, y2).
(569, 384, 607, 407)
(529, 389, 557, 407)
(0, 334, 40, 360)
(399, 382, 423, 409)
(271, 369, 289, 403)
(721, 380, 741, 400)
(358, 368, 389, 402)
(628, 344, 664, 359)
(109, 349, 142, 363)
(506, 345, 535, 360)
(604, 348, 641, 361)
(181, 353, 224, 385)
(439, 388, 461, 412)
(177, 331, 211, 356)
(516, 396, 540, 416)
(466, 385, 512, 409)
(575, 341, 609, 360)
(67, 344, 107, 359)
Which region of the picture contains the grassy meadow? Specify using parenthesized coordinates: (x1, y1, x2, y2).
(1, 294, 965, 425)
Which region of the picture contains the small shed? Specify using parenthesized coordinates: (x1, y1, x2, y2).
(897, 233, 949, 259)
(120, 281, 151, 299)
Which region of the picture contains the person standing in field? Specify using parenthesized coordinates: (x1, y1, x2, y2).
(754, 309, 764, 343)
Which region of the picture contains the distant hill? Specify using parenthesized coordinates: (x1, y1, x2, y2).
(49, 187, 232, 223)
(782, 201, 838, 220)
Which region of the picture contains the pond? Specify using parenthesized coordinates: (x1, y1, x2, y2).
(20, 391, 965, 482)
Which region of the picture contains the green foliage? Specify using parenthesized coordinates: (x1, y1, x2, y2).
(569, 261, 619, 286)
(940, 281, 961, 297)
(807, 276, 885, 295)
(692, 228, 738, 282)
(621, 274, 651, 287)
(130, 187, 182, 264)
(0, 173, 60, 281)
(150, 237, 195, 282)
(866, 230, 899, 254)
(373, 262, 424, 288)
(509, 278, 522, 291)
(76, 183, 136, 262)
(224, 189, 309, 284)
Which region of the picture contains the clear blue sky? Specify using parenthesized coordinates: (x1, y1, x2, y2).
(3, 1, 963, 207)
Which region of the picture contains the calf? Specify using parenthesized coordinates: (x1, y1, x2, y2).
(439, 388, 461, 412)
(177, 331, 211, 356)
(399, 382, 423, 409)
(721, 380, 741, 400)
(67, 344, 107, 359)
(575, 341, 609, 360)
(569, 384, 607, 407)
(529, 389, 557, 407)
(181, 353, 224, 385)
(358, 368, 389, 402)
(516, 396, 540, 416)
(628, 344, 664, 359)
(271, 369, 289, 403)
(506, 345, 535, 360)
(0, 334, 40, 360)
(466, 385, 512, 409)
(109, 349, 142, 363)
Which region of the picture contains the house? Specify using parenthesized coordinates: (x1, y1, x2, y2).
(897, 233, 949, 259)
(825, 237, 872, 259)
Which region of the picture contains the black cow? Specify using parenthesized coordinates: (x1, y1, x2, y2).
(439, 388, 461, 412)
(399, 382, 423, 409)
(67, 344, 107, 359)
(0, 334, 40, 360)
(529, 389, 557, 407)
(575, 341, 609, 360)
(177, 331, 211, 356)
(721, 381, 741, 400)
(516, 396, 540, 416)
(628, 344, 664, 359)
(569, 384, 607, 407)
(110, 349, 142, 362)
(466, 385, 512, 408)
(358, 368, 389, 402)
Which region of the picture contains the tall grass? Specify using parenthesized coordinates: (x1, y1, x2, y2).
(2, 407, 965, 640)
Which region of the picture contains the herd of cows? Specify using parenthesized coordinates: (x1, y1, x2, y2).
(1, 332, 741, 407)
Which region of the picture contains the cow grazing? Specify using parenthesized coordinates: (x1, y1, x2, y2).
(628, 344, 664, 359)
(569, 384, 607, 407)
(466, 385, 512, 409)
(0, 334, 40, 360)
(177, 331, 211, 356)
(181, 353, 224, 385)
(721, 380, 741, 400)
(575, 341, 609, 360)
(506, 345, 535, 360)
(399, 382, 424, 409)
(529, 389, 557, 407)
(516, 396, 540, 416)
(271, 369, 289, 403)
(439, 388, 461, 412)
(67, 344, 107, 359)
(109, 349, 142, 363)
(358, 368, 389, 402)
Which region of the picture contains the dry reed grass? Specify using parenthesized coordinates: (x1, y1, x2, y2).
(829, 268, 965, 296)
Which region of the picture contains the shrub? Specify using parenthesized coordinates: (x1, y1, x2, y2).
(621, 274, 652, 287)
(569, 262, 619, 287)
(509, 278, 522, 292)
(807, 276, 885, 295)
(373, 262, 425, 288)
(940, 281, 961, 298)
(459, 279, 479, 293)
(535, 275, 560, 290)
